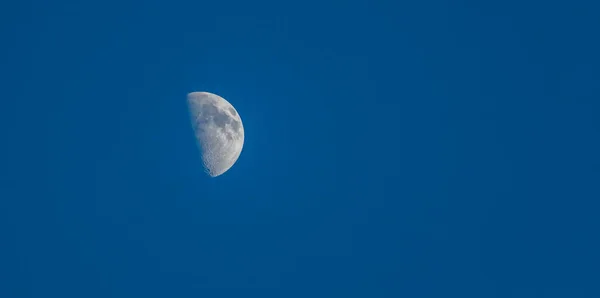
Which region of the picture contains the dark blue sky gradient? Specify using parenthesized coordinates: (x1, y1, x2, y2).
(1, 0, 599, 297)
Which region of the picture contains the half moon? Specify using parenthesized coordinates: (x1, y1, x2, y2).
(187, 92, 244, 177)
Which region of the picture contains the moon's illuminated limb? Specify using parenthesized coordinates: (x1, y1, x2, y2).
(188, 92, 244, 177)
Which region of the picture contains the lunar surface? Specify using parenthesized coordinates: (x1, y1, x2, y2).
(187, 92, 244, 177)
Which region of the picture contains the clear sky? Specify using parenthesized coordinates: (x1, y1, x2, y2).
(1, 0, 599, 297)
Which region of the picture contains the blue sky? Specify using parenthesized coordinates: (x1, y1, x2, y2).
(1, 0, 599, 297)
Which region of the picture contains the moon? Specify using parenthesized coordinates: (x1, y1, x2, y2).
(187, 91, 244, 177)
